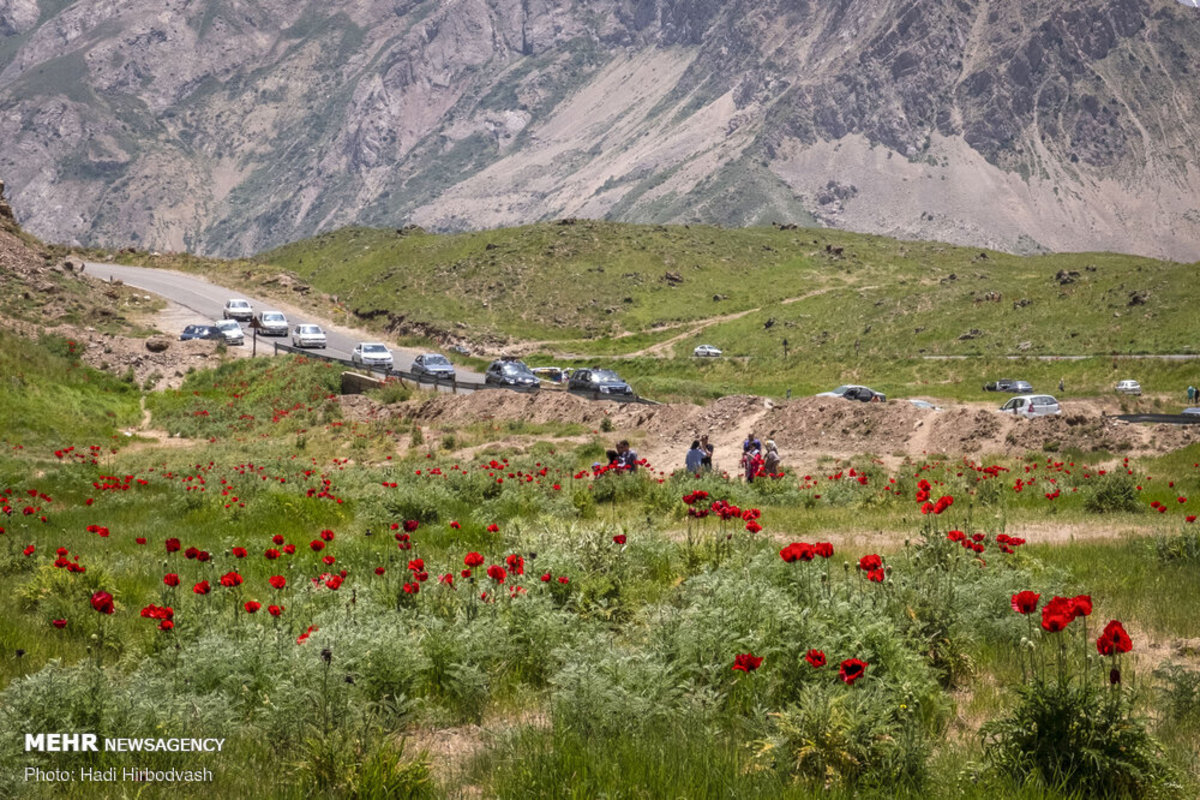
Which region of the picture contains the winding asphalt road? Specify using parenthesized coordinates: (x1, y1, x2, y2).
(84, 261, 484, 384)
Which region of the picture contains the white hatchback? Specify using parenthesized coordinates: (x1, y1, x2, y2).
(1115, 380, 1142, 395)
(999, 394, 1062, 418)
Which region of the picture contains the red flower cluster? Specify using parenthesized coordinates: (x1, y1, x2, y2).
(1035, 594, 1092, 633)
(1096, 620, 1133, 656)
(732, 652, 763, 672)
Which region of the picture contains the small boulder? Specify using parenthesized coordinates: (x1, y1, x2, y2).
(145, 338, 170, 353)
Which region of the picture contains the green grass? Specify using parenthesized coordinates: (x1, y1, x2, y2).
(92, 220, 1200, 402)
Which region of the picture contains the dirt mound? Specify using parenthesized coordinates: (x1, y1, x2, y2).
(766, 397, 929, 456)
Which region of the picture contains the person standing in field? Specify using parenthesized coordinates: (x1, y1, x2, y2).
(685, 440, 705, 474)
(699, 434, 714, 471)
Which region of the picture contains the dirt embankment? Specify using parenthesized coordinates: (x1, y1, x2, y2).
(339, 390, 1200, 470)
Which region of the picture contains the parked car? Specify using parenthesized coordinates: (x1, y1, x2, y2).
(180, 324, 223, 341)
(1183, 407, 1200, 417)
(214, 319, 245, 346)
(412, 353, 456, 380)
(569, 367, 634, 396)
(693, 344, 722, 358)
(999, 394, 1062, 418)
(1115, 379, 1142, 396)
(223, 299, 254, 321)
(816, 385, 887, 402)
(255, 311, 289, 336)
(449, 344, 471, 356)
(351, 343, 393, 370)
(984, 379, 1033, 393)
(484, 359, 539, 390)
(291, 324, 327, 349)
(907, 399, 942, 411)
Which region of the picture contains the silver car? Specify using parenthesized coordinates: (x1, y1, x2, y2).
(223, 299, 253, 321)
(1115, 380, 1142, 396)
(214, 319, 245, 346)
(693, 344, 722, 357)
(352, 343, 393, 370)
(291, 324, 327, 349)
(256, 311, 288, 336)
(999, 394, 1062, 418)
(412, 353, 455, 380)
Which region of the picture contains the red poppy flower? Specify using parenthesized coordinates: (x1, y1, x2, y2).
(231, 547, 247, 558)
(1070, 595, 1093, 618)
(540, 572, 552, 582)
(464, 552, 485, 568)
(450, 521, 461, 529)
(375, 566, 386, 575)
(193, 580, 211, 595)
(1096, 620, 1133, 655)
(745, 520, 763, 533)
(268, 604, 284, 616)
(296, 625, 317, 644)
(867, 568, 885, 583)
(272, 534, 285, 545)
(613, 534, 627, 545)
(159, 619, 174, 632)
(1010, 591, 1040, 614)
(805, 649, 826, 668)
(22, 544, 35, 556)
(320, 528, 335, 541)
(219, 571, 243, 588)
(858, 554, 882, 572)
(487, 523, 500, 533)
(487, 564, 507, 583)
(838, 658, 868, 685)
(165, 537, 181, 553)
(557, 576, 569, 584)
(244, 601, 261, 613)
(505, 553, 525, 575)
(1040, 596, 1074, 632)
(402, 582, 419, 594)
(163, 573, 179, 587)
(732, 653, 763, 672)
(325, 575, 343, 590)
(309, 540, 325, 552)
(263, 575, 285, 591)
(135, 537, 146, 545)
(90, 591, 115, 615)
(947, 530, 965, 542)
(51, 619, 67, 629)
(283, 544, 296, 555)
(402, 520, 419, 532)
(814, 542, 834, 559)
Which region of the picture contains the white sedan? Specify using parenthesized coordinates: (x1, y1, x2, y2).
(693, 344, 722, 357)
(351, 343, 393, 370)
(291, 324, 327, 349)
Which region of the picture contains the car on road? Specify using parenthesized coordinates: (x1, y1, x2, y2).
(223, 299, 254, 321)
(569, 367, 634, 396)
(180, 324, 223, 342)
(998, 394, 1062, 418)
(255, 311, 289, 336)
(412, 353, 456, 380)
(1115, 379, 1142, 396)
(984, 379, 1033, 393)
(693, 344, 722, 358)
(907, 399, 942, 411)
(351, 343, 393, 370)
(291, 324, 327, 349)
(484, 359, 539, 390)
(817, 385, 887, 402)
(1183, 407, 1200, 417)
(214, 319, 245, 346)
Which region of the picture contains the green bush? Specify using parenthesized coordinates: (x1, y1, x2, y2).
(1084, 474, 1141, 514)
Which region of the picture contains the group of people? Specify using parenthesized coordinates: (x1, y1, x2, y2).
(603, 440, 639, 472)
(683, 431, 780, 481)
(739, 432, 780, 482)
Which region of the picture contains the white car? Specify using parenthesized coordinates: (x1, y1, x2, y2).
(693, 344, 722, 358)
(256, 311, 288, 336)
(214, 319, 245, 346)
(999, 394, 1062, 418)
(351, 343, 393, 370)
(1115, 380, 1142, 396)
(291, 324, 327, 349)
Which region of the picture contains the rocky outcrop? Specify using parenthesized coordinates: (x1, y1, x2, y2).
(1, 1, 1199, 260)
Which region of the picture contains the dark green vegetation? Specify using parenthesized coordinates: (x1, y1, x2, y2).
(1, 341, 1199, 798)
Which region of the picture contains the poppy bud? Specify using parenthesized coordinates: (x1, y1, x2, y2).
(321, 648, 333, 664)
(1109, 668, 1121, 685)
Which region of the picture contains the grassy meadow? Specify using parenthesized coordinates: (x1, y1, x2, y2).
(90, 221, 1200, 403)
(2, 333, 1200, 798)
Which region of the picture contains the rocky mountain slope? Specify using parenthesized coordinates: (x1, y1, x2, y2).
(2, 0, 1199, 260)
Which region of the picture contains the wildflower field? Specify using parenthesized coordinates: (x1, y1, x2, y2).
(2, 339, 1199, 799)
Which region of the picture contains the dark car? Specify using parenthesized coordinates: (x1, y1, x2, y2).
(569, 367, 634, 396)
(484, 359, 539, 390)
(412, 353, 456, 380)
(180, 324, 223, 341)
(984, 379, 1033, 393)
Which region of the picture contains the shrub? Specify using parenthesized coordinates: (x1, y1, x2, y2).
(1084, 473, 1141, 514)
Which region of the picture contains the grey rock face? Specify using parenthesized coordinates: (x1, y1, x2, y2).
(0, 0, 1198, 260)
